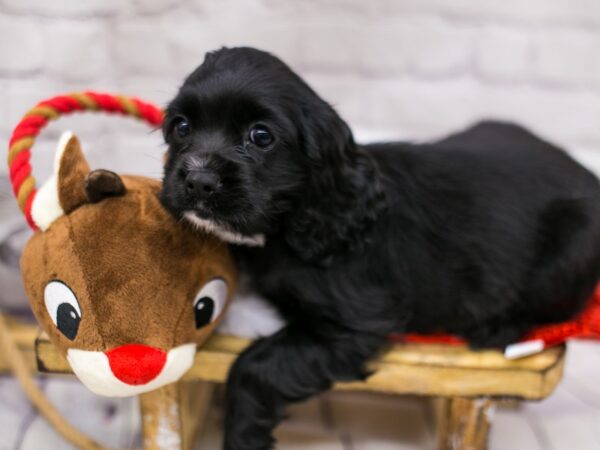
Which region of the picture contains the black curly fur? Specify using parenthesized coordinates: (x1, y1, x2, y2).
(160, 47, 600, 450)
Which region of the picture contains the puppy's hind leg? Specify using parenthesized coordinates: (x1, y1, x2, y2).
(525, 198, 600, 324)
(463, 319, 531, 350)
(467, 198, 600, 351)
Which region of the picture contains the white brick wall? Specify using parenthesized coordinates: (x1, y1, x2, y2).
(44, 20, 112, 83)
(0, 0, 600, 182)
(0, 16, 44, 76)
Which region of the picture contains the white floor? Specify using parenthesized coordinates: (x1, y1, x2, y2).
(0, 341, 599, 450)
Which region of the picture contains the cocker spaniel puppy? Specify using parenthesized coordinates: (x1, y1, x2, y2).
(160, 47, 600, 450)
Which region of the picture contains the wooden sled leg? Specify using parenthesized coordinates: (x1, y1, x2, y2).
(434, 397, 496, 450)
(180, 381, 215, 450)
(140, 381, 215, 450)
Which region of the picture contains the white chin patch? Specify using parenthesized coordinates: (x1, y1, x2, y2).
(184, 211, 266, 247)
(67, 343, 196, 397)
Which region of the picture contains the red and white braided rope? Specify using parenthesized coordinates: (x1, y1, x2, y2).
(7, 92, 163, 230)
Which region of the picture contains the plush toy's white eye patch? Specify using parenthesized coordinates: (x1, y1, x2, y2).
(193, 278, 227, 329)
(44, 281, 82, 340)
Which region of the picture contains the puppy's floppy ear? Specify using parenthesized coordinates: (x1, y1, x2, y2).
(287, 100, 387, 264)
(300, 100, 355, 164)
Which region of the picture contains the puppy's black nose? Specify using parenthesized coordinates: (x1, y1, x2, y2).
(184, 171, 219, 200)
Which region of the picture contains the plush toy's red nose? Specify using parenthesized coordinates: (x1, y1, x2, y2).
(106, 344, 167, 385)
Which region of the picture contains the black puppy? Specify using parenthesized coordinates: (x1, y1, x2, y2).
(161, 47, 600, 450)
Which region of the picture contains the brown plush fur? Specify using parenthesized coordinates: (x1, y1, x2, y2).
(21, 135, 236, 357)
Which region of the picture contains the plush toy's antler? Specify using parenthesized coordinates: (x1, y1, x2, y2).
(7, 92, 163, 230)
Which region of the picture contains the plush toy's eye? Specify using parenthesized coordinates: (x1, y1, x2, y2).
(44, 281, 82, 341)
(193, 278, 227, 329)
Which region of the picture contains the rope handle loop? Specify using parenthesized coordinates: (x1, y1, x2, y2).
(7, 92, 164, 230)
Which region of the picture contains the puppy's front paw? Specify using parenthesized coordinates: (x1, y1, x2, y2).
(223, 392, 277, 450)
(223, 428, 275, 450)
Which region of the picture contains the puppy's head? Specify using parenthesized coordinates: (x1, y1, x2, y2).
(160, 47, 356, 246)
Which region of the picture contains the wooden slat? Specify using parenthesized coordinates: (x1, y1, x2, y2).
(179, 381, 215, 450)
(337, 356, 564, 399)
(33, 333, 71, 375)
(379, 343, 564, 371)
(0, 316, 40, 374)
(32, 330, 566, 401)
(0, 316, 565, 401)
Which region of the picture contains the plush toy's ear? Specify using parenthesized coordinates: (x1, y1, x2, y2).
(85, 169, 126, 203)
(30, 132, 91, 231)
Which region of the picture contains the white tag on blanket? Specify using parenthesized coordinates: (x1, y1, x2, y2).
(504, 339, 546, 359)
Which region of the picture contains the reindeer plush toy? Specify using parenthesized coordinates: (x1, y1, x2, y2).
(8, 93, 237, 397)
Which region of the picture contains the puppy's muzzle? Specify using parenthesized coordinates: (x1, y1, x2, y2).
(184, 169, 220, 201)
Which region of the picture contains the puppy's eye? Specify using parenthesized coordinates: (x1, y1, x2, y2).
(193, 278, 228, 329)
(44, 281, 82, 341)
(249, 125, 273, 148)
(172, 117, 191, 140)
